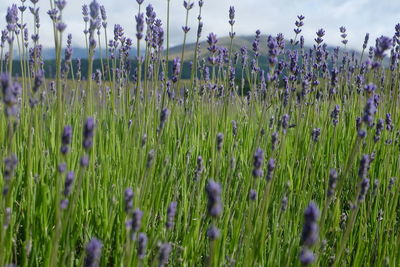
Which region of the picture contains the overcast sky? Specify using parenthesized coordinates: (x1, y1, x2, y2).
(0, 0, 399, 50)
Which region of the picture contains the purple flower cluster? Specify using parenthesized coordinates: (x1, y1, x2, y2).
(84, 238, 103, 267)
(1, 74, 22, 117)
(206, 180, 223, 217)
(252, 148, 264, 178)
(166, 201, 177, 230)
(61, 126, 73, 155)
(300, 202, 319, 265)
(83, 117, 95, 151)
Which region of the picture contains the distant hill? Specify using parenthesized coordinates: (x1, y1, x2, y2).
(40, 47, 138, 60)
(30, 35, 360, 61)
(167, 35, 362, 62)
(6, 35, 370, 79)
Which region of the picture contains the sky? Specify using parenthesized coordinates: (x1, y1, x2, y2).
(0, 0, 399, 50)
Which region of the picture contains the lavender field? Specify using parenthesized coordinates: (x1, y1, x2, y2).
(0, 0, 399, 266)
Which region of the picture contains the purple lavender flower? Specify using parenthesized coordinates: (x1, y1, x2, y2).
(271, 132, 279, 151)
(281, 114, 290, 134)
(47, 8, 58, 21)
(231, 120, 237, 137)
(58, 163, 67, 173)
(266, 158, 275, 181)
(311, 128, 321, 142)
(63, 171, 75, 198)
(206, 180, 223, 217)
(158, 243, 172, 266)
(172, 57, 181, 83)
(82, 4, 89, 22)
(358, 129, 367, 139)
(267, 36, 279, 66)
(158, 108, 170, 131)
(358, 178, 370, 202)
(183, 1, 194, 10)
(339, 26, 348, 45)
(56, 22, 67, 32)
(364, 83, 376, 94)
(1, 76, 21, 118)
(207, 33, 218, 54)
(131, 208, 143, 233)
(252, 30, 261, 56)
(55, 0, 67, 11)
(124, 188, 134, 213)
(207, 225, 220, 240)
(3, 154, 18, 182)
(84, 238, 103, 267)
(374, 36, 392, 59)
(6, 5, 19, 28)
(315, 29, 325, 45)
(89, 0, 100, 20)
(300, 202, 319, 247)
(249, 189, 257, 201)
(374, 119, 384, 143)
(137, 233, 147, 259)
(385, 113, 393, 131)
(194, 156, 204, 181)
(61, 125, 72, 155)
(228, 6, 235, 26)
(80, 155, 89, 167)
(294, 15, 305, 35)
(331, 105, 340, 126)
(363, 97, 376, 127)
(300, 35, 304, 48)
(135, 13, 144, 40)
(83, 117, 95, 150)
(252, 148, 264, 178)
(358, 155, 370, 180)
(216, 133, 224, 152)
(181, 25, 190, 33)
(300, 248, 315, 265)
(99, 5, 107, 21)
(327, 169, 338, 197)
(32, 70, 44, 93)
(197, 21, 203, 38)
(166, 201, 177, 230)
(363, 33, 369, 50)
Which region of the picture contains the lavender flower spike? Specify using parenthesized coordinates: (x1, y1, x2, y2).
(266, 158, 275, 181)
(84, 238, 103, 267)
(228, 6, 235, 26)
(158, 243, 172, 267)
(124, 188, 134, 213)
(137, 233, 147, 259)
(252, 148, 264, 178)
(358, 178, 370, 202)
(83, 117, 95, 150)
(206, 180, 223, 217)
(358, 154, 370, 180)
(300, 201, 319, 247)
(216, 133, 224, 152)
(158, 108, 170, 131)
(300, 248, 315, 265)
(61, 125, 72, 155)
(166, 201, 177, 230)
(207, 225, 220, 240)
(327, 169, 338, 197)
